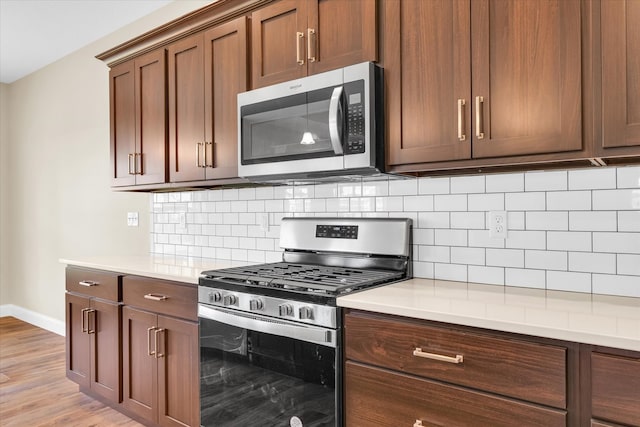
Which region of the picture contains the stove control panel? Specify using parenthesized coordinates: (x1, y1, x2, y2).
(315, 224, 358, 239)
(198, 286, 337, 328)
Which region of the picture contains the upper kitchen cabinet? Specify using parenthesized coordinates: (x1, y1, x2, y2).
(598, 0, 640, 156)
(110, 49, 167, 187)
(385, 0, 583, 170)
(250, 0, 377, 88)
(167, 17, 248, 183)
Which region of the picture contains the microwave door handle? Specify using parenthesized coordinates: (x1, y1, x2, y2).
(328, 86, 344, 155)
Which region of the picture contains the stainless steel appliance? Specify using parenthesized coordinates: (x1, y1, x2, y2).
(198, 217, 412, 427)
(237, 62, 383, 183)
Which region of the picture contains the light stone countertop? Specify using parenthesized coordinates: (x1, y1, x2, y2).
(337, 278, 640, 352)
(59, 254, 254, 285)
(60, 256, 640, 351)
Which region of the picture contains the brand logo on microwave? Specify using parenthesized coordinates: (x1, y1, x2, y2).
(289, 83, 303, 90)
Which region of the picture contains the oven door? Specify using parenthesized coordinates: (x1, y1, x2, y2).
(198, 304, 339, 427)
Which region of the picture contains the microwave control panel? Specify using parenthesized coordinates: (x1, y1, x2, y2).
(345, 80, 366, 154)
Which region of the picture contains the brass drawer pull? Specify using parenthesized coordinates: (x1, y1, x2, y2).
(144, 293, 168, 301)
(81, 308, 90, 333)
(413, 347, 463, 364)
(79, 280, 98, 287)
(86, 309, 96, 334)
(296, 32, 305, 65)
(128, 153, 134, 175)
(475, 95, 484, 139)
(155, 328, 165, 358)
(307, 28, 316, 62)
(457, 99, 466, 141)
(147, 326, 156, 356)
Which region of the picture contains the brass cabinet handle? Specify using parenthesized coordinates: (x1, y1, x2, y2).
(205, 142, 214, 168)
(147, 326, 156, 356)
(86, 309, 96, 334)
(296, 32, 305, 65)
(475, 96, 485, 139)
(457, 99, 466, 141)
(135, 152, 142, 175)
(79, 280, 98, 287)
(307, 28, 316, 62)
(155, 328, 165, 358)
(195, 142, 203, 167)
(81, 308, 90, 333)
(128, 153, 134, 175)
(144, 293, 168, 301)
(413, 347, 464, 364)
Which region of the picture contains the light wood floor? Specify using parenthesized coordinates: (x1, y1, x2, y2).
(0, 316, 145, 427)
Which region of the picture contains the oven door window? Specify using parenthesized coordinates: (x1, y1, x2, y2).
(200, 315, 336, 427)
(241, 86, 344, 165)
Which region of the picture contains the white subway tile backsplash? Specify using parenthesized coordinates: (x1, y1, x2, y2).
(568, 168, 617, 190)
(486, 248, 524, 268)
(486, 173, 524, 193)
(592, 274, 640, 297)
(568, 252, 616, 274)
(505, 268, 546, 289)
(618, 254, 640, 276)
(434, 194, 467, 211)
(569, 211, 617, 231)
(547, 231, 592, 252)
(526, 212, 568, 231)
(547, 271, 592, 293)
(593, 189, 640, 210)
(525, 171, 567, 191)
(593, 232, 640, 254)
(149, 166, 639, 297)
(505, 192, 545, 211)
(469, 265, 504, 285)
(617, 166, 640, 189)
(451, 175, 485, 194)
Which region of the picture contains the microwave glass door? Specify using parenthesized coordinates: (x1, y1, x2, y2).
(199, 313, 337, 427)
(241, 86, 343, 165)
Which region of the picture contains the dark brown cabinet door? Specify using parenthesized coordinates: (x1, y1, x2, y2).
(89, 298, 121, 403)
(471, 0, 582, 158)
(157, 316, 199, 427)
(307, 0, 377, 76)
(109, 61, 136, 187)
(251, 0, 308, 88)
(251, 0, 377, 88)
(168, 33, 206, 183)
(385, 0, 472, 166)
(601, 0, 640, 151)
(134, 49, 167, 185)
(203, 17, 247, 181)
(66, 293, 91, 388)
(122, 306, 158, 423)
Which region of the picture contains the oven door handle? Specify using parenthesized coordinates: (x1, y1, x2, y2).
(198, 304, 336, 348)
(328, 85, 344, 155)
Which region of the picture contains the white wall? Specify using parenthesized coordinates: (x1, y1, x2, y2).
(0, 83, 9, 307)
(1, 1, 212, 328)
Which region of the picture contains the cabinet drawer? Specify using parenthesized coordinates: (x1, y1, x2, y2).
(123, 276, 197, 321)
(345, 361, 566, 427)
(591, 352, 640, 426)
(66, 266, 120, 301)
(345, 311, 567, 409)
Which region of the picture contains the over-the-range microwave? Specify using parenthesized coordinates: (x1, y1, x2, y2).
(237, 62, 384, 183)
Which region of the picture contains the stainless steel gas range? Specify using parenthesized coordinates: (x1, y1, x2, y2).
(198, 217, 412, 427)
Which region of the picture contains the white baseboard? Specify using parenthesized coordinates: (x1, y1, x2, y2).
(0, 304, 65, 336)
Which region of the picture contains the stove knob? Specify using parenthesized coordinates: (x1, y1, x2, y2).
(208, 291, 222, 303)
(222, 294, 237, 306)
(299, 306, 314, 320)
(249, 299, 263, 311)
(278, 303, 293, 317)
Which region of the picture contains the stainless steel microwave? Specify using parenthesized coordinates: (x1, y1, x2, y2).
(237, 62, 383, 182)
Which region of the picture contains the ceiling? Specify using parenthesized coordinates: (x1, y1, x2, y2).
(0, 0, 173, 84)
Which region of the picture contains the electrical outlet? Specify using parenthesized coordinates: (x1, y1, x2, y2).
(127, 212, 139, 227)
(490, 211, 507, 239)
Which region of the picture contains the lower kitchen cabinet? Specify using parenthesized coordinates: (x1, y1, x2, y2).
(122, 276, 199, 427)
(344, 309, 573, 426)
(65, 267, 122, 404)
